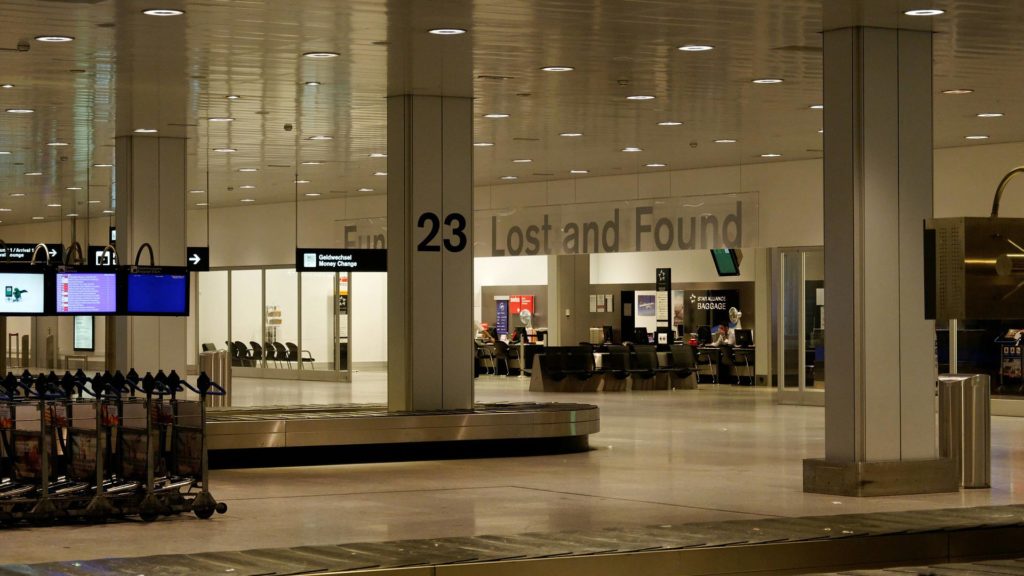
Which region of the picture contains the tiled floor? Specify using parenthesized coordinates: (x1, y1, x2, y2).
(3, 372, 1023, 564)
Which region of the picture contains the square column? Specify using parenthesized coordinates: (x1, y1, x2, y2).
(112, 135, 188, 375)
(804, 27, 957, 496)
(387, 95, 474, 411)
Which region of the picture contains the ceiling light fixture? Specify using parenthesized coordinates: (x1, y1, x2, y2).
(512, 159, 532, 163)
(226, 94, 240, 100)
(904, 9, 945, 16)
(238, 168, 258, 172)
(428, 28, 466, 35)
(307, 135, 333, 140)
(214, 147, 237, 153)
(570, 169, 589, 174)
(88, 200, 100, 204)
(761, 153, 782, 158)
(93, 163, 113, 168)
(66, 213, 79, 217)
(657, 121, 683, 126)
(305, 81, 321, 86)
(47, 142, 69, 146)
(714, 139, 737, 143)
(208, 117, 234, 122)
(102, 210, 115, 214)
(301, 161, 323, 165)
(645, 163, 667, 168)
(66, 186, 83, 190)
(560, 132, 583, 137)
(6, 109, 33, 114)
(484, 113, 510, 119)
(626, 95, 655, 100)
(195, 202, 208, 207)
(189, 189, 205, 194)
(678, 44, 714, 52)
(500, 175, 518, 180)
(809, 104, 824, 110)
(239, 185, 256, 189)
(304, 192, 321, 197)
(0, 151, 9, 155)
(240, 198, 255, 203)
(941, 88, 973, 95)
(621, 146, 643, 152)
(752, 78, 783, 84)
(473, 142, 494, 147)
(303, 51, 340, 58)
(0, 208, 9, 212)
(369, 152, 387, 158)
(47, 203, 61, 208)
(295, 179, 310, 184)
(134, 128, 158, 133)
(35, 35, 74, 43)
(24, 172, 42, 176)
(9, 193, 24, 197)
(357, 187, 374, 192)
(965, 135, 989, 140)
(540, 66, 574, 72)
(977, 112, 1004, 118)
(374, 171, 387, 176)
(0, 84, 13, 89)
(32, 216, 44, 220)
(142, 8, 184, 16)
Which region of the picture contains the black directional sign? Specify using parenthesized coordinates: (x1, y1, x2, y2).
(88, 246, 118, 266)
(186, 247, 210, 272)
(0, 243, 64, 263)
(296, 248, 387, 272)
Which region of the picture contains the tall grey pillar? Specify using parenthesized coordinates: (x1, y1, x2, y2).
(387, 95, 474, 411)
(113, 135, 188, 375)
(803, 27, 955, 496)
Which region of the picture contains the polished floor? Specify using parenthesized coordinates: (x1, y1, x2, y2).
(4, 372, 1024, 564)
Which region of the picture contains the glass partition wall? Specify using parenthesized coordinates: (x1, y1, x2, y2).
(195, 267, 350, 382)
(774, 247, 825, 406)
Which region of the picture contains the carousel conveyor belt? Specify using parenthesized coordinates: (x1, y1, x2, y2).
(6, 504, 1024, 576)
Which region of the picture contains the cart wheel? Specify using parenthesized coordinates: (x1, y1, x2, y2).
(139, 509, 159, 522)
(193, 505, 214, 520)
(215, 502, 228, 514)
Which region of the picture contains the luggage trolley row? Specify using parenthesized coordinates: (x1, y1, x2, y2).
(0, 368, 227, 524)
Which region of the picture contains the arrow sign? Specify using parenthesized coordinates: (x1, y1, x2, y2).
(186, 247, 209, 272)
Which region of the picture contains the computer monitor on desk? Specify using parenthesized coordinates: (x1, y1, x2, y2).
(696, 325, 712, 345)
(735, 329, 753, 347)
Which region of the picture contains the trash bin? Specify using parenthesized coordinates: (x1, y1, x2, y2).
(938, 373, 990, 488)
(199, 349, 232, 407)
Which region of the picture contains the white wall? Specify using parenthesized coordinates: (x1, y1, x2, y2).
(473, 255, 548, 322)
(351, 272, 387, 365)
(590, 250, 756, 284)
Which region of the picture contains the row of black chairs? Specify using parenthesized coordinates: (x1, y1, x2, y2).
(541, 343, 696, 383)
(209, 341, 315, 368)
(475, 340, 521, 376)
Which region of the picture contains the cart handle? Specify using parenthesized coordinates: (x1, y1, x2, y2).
(181, 372, 226, 396)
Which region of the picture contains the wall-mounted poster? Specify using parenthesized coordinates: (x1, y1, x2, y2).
(672, 290, 686, 327)
(495, 298, 510, 335)
(509, 295, 535, 327)
(637, 294, 656, 316)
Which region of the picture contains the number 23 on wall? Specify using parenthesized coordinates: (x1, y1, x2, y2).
(417, 212, 468, 253)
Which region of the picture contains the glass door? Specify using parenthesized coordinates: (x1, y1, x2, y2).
(775, 247, 825, 406)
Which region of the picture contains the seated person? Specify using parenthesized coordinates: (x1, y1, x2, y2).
(710, 324, 735, 347)
(476, 322, 495, 343)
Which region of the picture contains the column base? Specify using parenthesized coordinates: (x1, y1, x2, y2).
(803, 457, 959, 497)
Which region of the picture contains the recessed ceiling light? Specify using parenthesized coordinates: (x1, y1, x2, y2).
(102, 209, 115, 214)
(142, 8, 184, 16)
(761, 153, 782, 157)
(0, 151, 9, 155)
(301, 160, 323, 165)
(678, 44, 714, 52)
(626, 95, 655, 100)
(941, 88, 973, 95)
(500, 175, 518, 180)
(474, 142, 495, 147)
(540, 66, 574, 72)
(35, 35, 74, 43)
(9, 193, 24, 197)
(304, 192, 321, 197)
(66, 186, 83, 190)
(226, 94, 240, 100)
(208, 117, 234, 122)
(303, 51, 340, 58)
(195, 202, 208, 207)
(239, 185, 256, 189)
(47, 142, 69, 147)
(47, 203, 61, 207)
(657, 121, 683, 126)
(134, 128, 158, 133)
(714, 139, 737, 143)
(977, 112, 1004, 118)
(92, 163, 112, 168)
(88, 200, 100, 204)
(621, 147, 643, 152)
(570, 169, 589, 174)
(752, 78, 784, 84)
(6, 109, 33, 114)
(818, 129, 824, 134)
(0, 84, 13, 89)
(238, 168, 258, 172)
(428, 28, 466, 35)
(32, 216, 44, 220)
(307, 135, 333, 141)
(294, 179, 310, 184)
(965, 135, 989, 140)
(24, 172, 41, 176)
(374, 171, 387, 176)
(560, 132, 583, 137)
(189, 189, 205, 194)
(484, 113, 510, 119)
(0, 208, 10, 212)
(512, 159, 532, 163)
(357, 187, 374, 192)
(305, 81, 321, 86)
(645, 163, 667, 168)
(66, 213, 79, 217)
(214, 147, 237, 153)
(809, 104, 824, 110)
(904, 9, 945, 16)
(240, 198, 255, 203)
(369, 152, 387, 158)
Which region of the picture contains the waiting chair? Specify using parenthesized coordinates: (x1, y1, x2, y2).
(264, 342, 278, 368)
(286, 342, 315, 367)
(272, 341, 291, 368)
(249, 341, 265, 368)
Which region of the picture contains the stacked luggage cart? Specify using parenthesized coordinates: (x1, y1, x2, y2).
(0, 368, 227, 524)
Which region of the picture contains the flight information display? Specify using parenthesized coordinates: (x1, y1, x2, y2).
(126, 271, 188, 315)
(0, 272, 45, 315)
(56, 272, 118, 314)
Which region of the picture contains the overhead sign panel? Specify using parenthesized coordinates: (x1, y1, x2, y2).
(186, 246, 209, 272)
(295, 248, 387, 272)
(0, 244, 64, 263)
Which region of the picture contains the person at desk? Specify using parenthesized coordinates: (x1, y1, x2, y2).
(710, 324, 735, 347)
(476, 322, 495, 343)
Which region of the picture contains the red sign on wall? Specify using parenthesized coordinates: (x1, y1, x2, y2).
(509, 295, 534, 314)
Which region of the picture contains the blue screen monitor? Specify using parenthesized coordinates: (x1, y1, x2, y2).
(125, 268, 189, 316)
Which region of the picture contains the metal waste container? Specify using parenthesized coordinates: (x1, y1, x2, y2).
(938, 373, 990, 488)
(199, 349, 232, 407)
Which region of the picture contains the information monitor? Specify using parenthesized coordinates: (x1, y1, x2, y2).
(0, 271, 46, 315)
(56, 271, 118, 315)
(125, 269, 189, 316)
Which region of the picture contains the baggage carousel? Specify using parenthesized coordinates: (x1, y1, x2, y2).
(206, 402, 600, 467)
